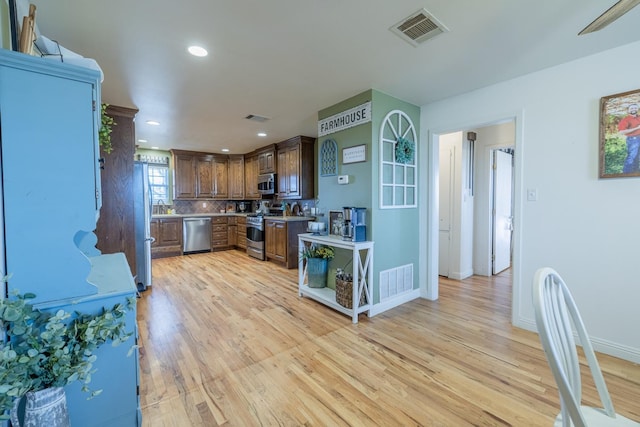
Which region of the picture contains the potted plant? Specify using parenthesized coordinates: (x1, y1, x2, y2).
(0, 289, 135, 425)
(301, 244, 335, 288)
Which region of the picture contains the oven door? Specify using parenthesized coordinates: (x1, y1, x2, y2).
(246, 223, 265, 260)
(246, 226, 264, 243)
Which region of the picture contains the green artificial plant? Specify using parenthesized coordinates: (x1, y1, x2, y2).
(301, 244, 335, 260)
(0, 289, 135, 420)
(99, 103, 116, 154)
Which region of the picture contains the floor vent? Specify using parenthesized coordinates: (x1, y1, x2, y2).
(245, 114, 270, 122)
(390, 8, 448, 47)
(380, 264, 414, 302)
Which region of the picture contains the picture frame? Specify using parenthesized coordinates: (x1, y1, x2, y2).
(2, 0, 20, 51)
(329, 210, 344, 236)
(599, 88, 640, 178)
(342, 144, 366, 164)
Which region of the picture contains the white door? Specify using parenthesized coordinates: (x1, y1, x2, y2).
(438, 144, 454, 276)
(492, 150, 513, 274)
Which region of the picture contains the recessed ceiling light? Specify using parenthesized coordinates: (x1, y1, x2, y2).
(188, 46, 208, 57)
(138, 139, 148, 143)
(146, 120, 160, 126)
(257, 132, 267, 137)
(221, 148, 230, 152)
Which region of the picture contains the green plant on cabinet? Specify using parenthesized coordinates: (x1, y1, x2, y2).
(99, 103, 116, 154)
(0, 289, 136, 419)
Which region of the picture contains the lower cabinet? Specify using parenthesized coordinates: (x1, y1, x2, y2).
(212, 216, 229, 250)
(265, 219, 310, 269)
(227, 216, 237, 247)
(63, 254, 140, 426)
(151, 217, 183, 258)
(236, 216, 247, 250)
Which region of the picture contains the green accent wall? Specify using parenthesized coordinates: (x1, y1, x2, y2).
(317, 89, 420, 304)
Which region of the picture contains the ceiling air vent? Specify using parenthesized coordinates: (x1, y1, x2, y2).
(245, 114, 270, 123)
(390, 8, 449, 47)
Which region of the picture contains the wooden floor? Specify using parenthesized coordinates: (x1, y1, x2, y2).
(138, 250, 639, 426)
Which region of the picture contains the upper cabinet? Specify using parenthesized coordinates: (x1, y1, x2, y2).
(171, 149, 229, 200)
(228, 154, 245, 200)
(0, 50, 101, 303)
(244, 153, 260, 199)
(277, 136, 316, 200)
(257, 144, 277, 174)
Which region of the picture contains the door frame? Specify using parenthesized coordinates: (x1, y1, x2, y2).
(422, 111, 524, 325)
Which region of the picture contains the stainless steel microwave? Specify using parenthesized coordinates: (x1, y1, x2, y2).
(257, 173, 276, 195)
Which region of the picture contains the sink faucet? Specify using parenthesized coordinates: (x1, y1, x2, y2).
(156, 200, 167, 214)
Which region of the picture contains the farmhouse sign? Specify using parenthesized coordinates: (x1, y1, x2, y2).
(318, 102, 371, 137)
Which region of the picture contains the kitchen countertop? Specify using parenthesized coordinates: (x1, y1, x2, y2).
(152, 213, 315, 222)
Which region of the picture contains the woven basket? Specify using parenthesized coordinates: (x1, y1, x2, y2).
(335, 277, 366, 309)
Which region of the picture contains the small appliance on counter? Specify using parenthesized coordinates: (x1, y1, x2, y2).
(342, 207, 366, 242)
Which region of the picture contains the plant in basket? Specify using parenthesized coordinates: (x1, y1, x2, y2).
(301, 244, 334, 260)
(302, 244, 334, 288)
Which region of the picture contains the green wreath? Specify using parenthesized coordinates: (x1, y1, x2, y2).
(395, 136, 415, 164)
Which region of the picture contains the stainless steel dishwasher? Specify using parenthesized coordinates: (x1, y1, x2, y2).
(183, 217, 212, 253)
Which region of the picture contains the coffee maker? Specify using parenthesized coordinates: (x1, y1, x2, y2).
(342, 207, 366, 242)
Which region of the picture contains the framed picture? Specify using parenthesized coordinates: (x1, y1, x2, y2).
(329, 210, 344, 236)
(2, 0, 20, 51)
(342, 144, 366, 164)
(599, 88, 640, 178)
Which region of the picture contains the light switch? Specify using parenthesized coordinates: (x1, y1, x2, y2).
(527, 188, 537, 201)
(338, 175, 349, 185)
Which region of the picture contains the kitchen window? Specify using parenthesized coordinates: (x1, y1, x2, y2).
(148, 165, 169, 205)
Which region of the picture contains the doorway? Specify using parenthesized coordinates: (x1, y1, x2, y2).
(429, 119, 517, 300)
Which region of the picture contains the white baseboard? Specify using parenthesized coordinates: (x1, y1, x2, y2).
(369, 289, 421, 317)
(448, 268, 474, 280)
(515, 316, 640, 364)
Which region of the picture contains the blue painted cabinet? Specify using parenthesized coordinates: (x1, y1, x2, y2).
(0, 50, 141, 426)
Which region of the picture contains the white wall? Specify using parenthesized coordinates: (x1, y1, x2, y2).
(421, 40, 640, 363)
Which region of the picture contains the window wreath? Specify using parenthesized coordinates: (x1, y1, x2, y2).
(395, 136, 415, 164)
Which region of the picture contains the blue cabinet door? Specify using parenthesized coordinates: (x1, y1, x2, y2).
(0, 51, 101, 303)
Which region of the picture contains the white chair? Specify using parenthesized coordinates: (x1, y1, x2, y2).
(532, 267, 639, 427)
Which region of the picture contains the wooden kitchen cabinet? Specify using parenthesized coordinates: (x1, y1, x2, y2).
(150, 217, 183, 258)
(227, 215, 238, 247)
(236, 216, 247, 249)
(173, 152, 198, 199)
(276, 136, 315, 200)
(257, 144, 277, 174)
(95, 105, 138, 278)
(229, 154, 245, 199)
(212, 216, 229, 250)
(244, 153, 260, 199)
(171, 149, 229, 200)
(265, 218, 310, 268)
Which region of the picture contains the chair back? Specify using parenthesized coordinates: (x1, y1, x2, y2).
(532, 267, 615, 427)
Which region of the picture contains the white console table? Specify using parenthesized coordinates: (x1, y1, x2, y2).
(298, 233, 374, 323)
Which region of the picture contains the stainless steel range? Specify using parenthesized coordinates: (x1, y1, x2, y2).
(246, 215, 265, 260)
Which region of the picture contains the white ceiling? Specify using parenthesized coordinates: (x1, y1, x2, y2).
(30, 0, 640, 154)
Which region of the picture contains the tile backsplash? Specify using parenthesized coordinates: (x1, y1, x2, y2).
(154, 199, 316, 215)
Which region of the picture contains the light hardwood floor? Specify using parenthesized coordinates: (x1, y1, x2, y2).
(138, 250, 639, 426)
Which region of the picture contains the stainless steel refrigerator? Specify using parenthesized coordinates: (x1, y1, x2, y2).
(133, 161, 152, 290)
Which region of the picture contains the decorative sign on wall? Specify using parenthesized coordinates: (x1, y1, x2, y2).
(342, 144, 366, 164)
(318, 101, 371, 137)
(320, 139, 338, 176)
